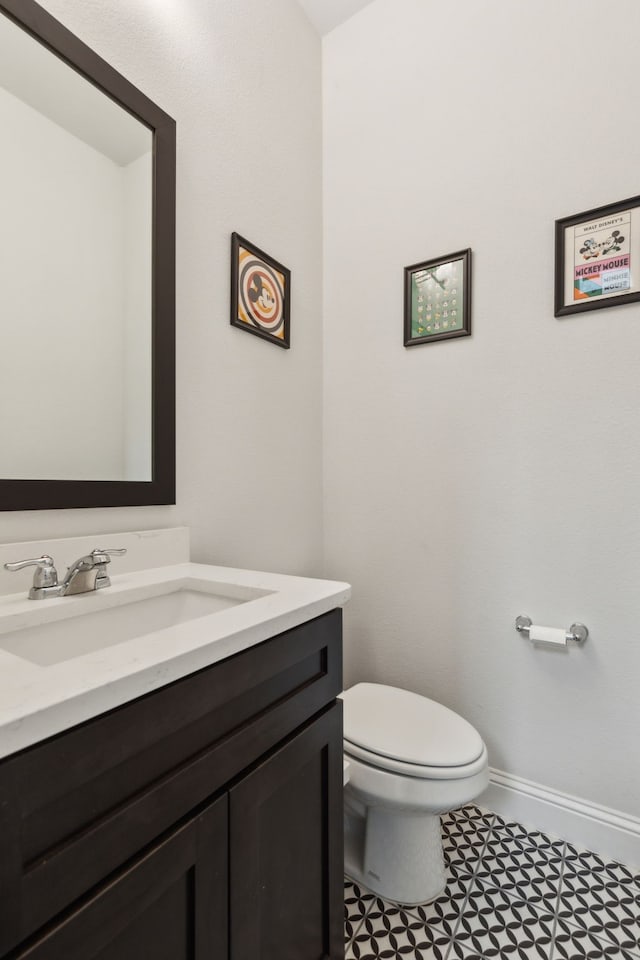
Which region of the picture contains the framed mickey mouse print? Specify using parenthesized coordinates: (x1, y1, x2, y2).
(555, 195, 640, 317)
(231, 233, 291, 348)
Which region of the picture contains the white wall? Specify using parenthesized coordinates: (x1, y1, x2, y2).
(0, 0, 324, 578)
(323, 0, 640, 818)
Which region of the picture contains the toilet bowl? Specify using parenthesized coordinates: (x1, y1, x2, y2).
(342, 682, 489, 905)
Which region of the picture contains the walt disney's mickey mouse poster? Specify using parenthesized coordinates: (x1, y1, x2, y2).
(572, 214, 630, 301)
(555, 195, 640, 317)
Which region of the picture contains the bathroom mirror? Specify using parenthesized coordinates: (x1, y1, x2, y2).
(0, 0, 175, 510)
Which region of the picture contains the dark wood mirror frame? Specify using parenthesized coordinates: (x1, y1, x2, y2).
(0, 0, 176, 511)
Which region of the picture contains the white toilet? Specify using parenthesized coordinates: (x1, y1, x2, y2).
(342, 682, 489, 905)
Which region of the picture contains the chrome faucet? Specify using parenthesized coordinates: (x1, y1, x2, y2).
(4, 548, 127, 600)
(60, 548, 127, 596)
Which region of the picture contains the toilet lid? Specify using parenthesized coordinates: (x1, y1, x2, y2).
(342, 682, 484, 768)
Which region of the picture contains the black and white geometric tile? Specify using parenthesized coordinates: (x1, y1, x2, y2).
(344, 804, 640, 960)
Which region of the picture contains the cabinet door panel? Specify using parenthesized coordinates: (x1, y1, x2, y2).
(12, 796, 227, 960)
(230, 703, 344, 960)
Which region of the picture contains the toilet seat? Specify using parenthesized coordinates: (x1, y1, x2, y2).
(344, 738, 489, 780)
(342, 682, 486, 779)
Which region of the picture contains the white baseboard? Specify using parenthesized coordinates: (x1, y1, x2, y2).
(478, 768, 640, 870)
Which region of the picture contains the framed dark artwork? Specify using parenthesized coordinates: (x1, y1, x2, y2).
(230, 233, 291, 348)
(404, 248, 471, 346)
(555, 195, 640, 317)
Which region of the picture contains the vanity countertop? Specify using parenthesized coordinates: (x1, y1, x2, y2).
(0, 562, 351, 761)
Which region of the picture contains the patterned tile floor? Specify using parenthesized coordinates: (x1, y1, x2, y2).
(344, 804, 640, 959)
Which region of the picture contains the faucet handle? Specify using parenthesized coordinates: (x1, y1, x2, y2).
(90, 547, 127, 563)
(90, 548, 127, 589)
(4, 555, 59, 594)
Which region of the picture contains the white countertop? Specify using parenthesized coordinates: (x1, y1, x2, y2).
(0, 561, 351, 760)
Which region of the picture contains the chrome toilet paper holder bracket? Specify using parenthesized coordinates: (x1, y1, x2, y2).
(515, 615, 589, 644)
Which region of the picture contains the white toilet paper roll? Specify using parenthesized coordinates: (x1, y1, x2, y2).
(529, 624, 567, 646)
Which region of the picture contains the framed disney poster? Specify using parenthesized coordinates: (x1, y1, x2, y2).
(404, 248, 471, 346)
(555, 195, 640, 317)
(230, 233, 291, 348)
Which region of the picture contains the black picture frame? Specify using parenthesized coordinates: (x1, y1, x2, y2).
(230, 233, 291, 349)
(404, 249, 471, 347)
(554, 195, 640, 317)
(0, 0, 176, 511)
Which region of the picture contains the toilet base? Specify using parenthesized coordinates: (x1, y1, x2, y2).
(345, 804, 446, 906)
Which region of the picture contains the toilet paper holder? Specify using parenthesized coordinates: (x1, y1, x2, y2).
(515, 615, 589, 644)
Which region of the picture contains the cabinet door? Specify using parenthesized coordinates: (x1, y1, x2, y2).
(12, 796, 228, 960)
(230, 703, 344, 960)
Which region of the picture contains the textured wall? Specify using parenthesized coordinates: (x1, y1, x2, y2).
(323, 0, 640, 815)
(1, 0, 324, 577)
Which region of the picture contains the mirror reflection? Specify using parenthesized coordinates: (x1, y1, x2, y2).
(0, 11, 153, 481)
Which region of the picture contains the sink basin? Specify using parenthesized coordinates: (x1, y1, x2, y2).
(0, 583, 264, 666)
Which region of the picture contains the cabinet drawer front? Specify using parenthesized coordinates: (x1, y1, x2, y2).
(11, 796, 228, 960)
(0, 609, 342, 954)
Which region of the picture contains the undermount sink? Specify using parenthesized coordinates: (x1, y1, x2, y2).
(0, 582, 266, 667)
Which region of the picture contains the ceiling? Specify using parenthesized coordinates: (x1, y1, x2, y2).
(296, 0, 376, 35)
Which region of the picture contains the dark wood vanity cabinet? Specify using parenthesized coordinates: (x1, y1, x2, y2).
(0, 609, 344, 960)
